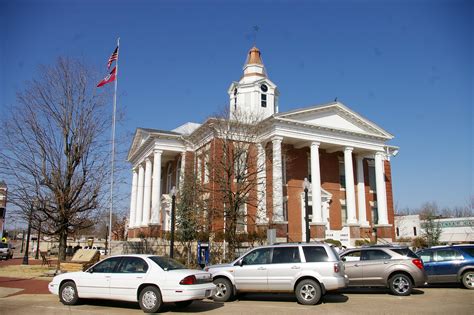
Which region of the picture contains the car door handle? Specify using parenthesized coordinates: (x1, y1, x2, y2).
(354, 264, 359, 267)
(291, 266, 300, 269)
(384, 261, 389, 264)
(136, 276, 143, 279)
(257, 267, 266, 270)
(105, 276, 111, 279)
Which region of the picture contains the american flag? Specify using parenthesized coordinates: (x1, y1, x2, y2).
(107, 46, 119, 69)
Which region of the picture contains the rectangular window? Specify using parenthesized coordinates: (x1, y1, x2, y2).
(303, 246, 329, 262)
(282, 154, 287, 185)
(272, 247, 300, 264)
(234, 149, 247, 182)
(413, 226, 417, 236)
(368, 163, 376, 191)
(339, 159, 346, 189)
(396, 227, 399, 237)
(261, 93, 267, 107)
(371, 205, 379, 225)
(340, 200, 347, 225)
(196, 156, 202, 183)
(204, 153, 210, 184)
(236, 203, 247, 233)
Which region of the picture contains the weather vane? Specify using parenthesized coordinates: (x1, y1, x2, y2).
(253, 25, 260, 46)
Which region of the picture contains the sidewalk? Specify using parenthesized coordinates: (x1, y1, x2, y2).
(0, 258, 53, 297)
(0, 277, 50, 297)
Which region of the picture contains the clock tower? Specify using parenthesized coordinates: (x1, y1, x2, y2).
(228, 46, 279, 122)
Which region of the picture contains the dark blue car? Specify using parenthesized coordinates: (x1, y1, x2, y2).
(416, 245, 474, 289)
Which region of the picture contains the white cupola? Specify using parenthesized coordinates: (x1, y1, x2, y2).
(228, 46, 279, 122)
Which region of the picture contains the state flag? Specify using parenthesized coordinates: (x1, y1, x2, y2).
(97, 67, 116, 87)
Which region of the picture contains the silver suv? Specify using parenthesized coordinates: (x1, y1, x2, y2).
(205, 243, 347, 305)
(340, 245, 427, 296)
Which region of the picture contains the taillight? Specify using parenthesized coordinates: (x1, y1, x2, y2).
(334, 263, 340, 273)
(412, 258, 424, 270)
(179, 275, 197, 285)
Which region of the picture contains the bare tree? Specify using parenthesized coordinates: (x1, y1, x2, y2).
(201, 108, 267, 261)
(419, 202, 442, 247)
(0, 57, 113, 261)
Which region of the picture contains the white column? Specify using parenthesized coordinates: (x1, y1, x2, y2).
(272, 137, 284, 222)
(356, 156, 369, 227)
(141, 157, 152, 227)
(256, 143, 267, 224)
(310, 142, 323, 223)
(151, 149, 162, 225)
(135, 163, 145, 227)
(375, 152, 389, 225)
(129, 168, 138, 228)
(344, 147, 358, 225)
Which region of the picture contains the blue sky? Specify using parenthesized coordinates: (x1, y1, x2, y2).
(1, 0, 472, 211)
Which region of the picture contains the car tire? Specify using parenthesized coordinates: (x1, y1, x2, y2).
(461, 271, 474, 289)
(139, 285, 163, 313)
(175, 300, 193, 308)
(295, 279, 322, 305)
(389, 273, 412, 296)
(213, 278, 233, 302)
(59, 281, 79, 305)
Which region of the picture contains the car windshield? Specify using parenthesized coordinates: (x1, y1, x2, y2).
(149, 256, 186, 270)
(391, 248, 418, 258)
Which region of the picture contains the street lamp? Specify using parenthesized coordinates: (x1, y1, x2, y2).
(372, 226, 378, 244)
(22, 208, 33, 265)
(169, 186, 177, 258)
(303, 178, 311, 243)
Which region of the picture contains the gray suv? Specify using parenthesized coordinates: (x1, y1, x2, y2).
(340, 246, 427, 296)
(205, 243, 347, 305)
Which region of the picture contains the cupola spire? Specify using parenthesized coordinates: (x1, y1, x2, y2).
(243, 46, 266, 78)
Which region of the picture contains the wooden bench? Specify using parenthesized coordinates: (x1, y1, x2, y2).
(40, 251, 51, 267)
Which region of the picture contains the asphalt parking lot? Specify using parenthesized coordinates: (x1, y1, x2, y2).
(0, 286, 472, 315)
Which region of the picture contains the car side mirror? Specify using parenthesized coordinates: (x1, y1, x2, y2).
(87, 268, 94, 273)
(341, 257, 346, 262)
(235, 259, 244, 267)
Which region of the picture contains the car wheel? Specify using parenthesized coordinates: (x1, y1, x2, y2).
(213, 278, 233, 302)
(175, 300, 193, 308)
(139, 286, 163, 313)
(389, 273, 412, 296)
(59, 281, 79, 305)
(295, 279, 322, 305)
(461, 271, 474, 289)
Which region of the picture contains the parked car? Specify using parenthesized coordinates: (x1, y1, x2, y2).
(416, 245, 474, 289)
(340, 245, 427, 296)
(48, 254, 215, 313)
(205, 242, 347, 305)
(0, 243, 14, 260)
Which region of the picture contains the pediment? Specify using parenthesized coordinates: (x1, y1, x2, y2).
(276, 102, 393, 139)
(127, 129, 151, 161)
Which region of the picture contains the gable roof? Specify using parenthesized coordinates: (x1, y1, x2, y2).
(275, 101, 394, 140)
(127, 127, 182, 161)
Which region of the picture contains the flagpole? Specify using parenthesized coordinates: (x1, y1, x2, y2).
(108, 37, 119, 255)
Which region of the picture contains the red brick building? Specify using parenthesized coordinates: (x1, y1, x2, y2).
(127, 46, 398, 246)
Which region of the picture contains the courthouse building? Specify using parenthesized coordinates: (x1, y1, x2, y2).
(127, 46, 399, 246)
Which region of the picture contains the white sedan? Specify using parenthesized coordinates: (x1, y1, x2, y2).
(48, 254, 215, 313)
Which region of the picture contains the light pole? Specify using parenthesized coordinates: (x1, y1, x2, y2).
(303, 178, 311, 243)
(169, 186, 176, 258)
(22, 209, 33, 265)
